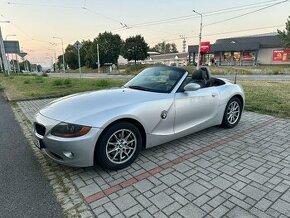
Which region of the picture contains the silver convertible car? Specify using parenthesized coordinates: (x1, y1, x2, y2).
(34, 66, 245, 170)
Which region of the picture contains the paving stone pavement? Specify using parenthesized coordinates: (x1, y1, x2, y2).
(17, 98, 290, 218)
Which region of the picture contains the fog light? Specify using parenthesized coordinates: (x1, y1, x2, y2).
(63, 151, 74, 159)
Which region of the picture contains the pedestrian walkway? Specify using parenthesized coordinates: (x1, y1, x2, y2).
(0, 95, 63, 218)
(17, 98, 290, 218)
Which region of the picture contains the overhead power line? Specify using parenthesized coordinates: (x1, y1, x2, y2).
(7, 1, 80, 9)
(115, 0, 286, 30)
(81, 7, 125, 25)
(1, 13, 53, 44)
(7, 1, 127, 27)
(145, 0, 288, 44)
(204, 0, 289, 27)
(147, 24, 284, 45)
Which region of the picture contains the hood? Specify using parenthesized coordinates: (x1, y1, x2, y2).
(40, 88, 167, 124)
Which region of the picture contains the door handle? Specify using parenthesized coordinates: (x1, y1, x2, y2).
(212, 93, 218, 97)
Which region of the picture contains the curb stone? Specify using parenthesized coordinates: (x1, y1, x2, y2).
(11, 104, 95, 218)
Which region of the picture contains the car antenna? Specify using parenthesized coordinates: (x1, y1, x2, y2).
(234, 70, 238, 84)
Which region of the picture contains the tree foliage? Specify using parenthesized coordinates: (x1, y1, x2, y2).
(278, 16, 290, 48)
(58, 32, 150, 69)
(81, 40, 94, 68)
(19, 60, 31, 71)
(90, 32, 123, 68)
(151, 41, 178, 54)
(122, 35, 149, 64)
(64, 44, 78, 70)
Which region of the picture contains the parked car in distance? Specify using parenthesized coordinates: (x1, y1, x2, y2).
(33, 66, 245, 170)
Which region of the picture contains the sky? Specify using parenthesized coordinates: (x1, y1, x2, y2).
(0, 0, 290, 67)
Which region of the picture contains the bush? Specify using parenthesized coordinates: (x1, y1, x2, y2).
(34, 76, 44, 83)
(273, 69, 280, 75)
(42, 73, 48, 77)
(95, 80, 110, 87)
(64, 79, 72, 85)
(24, 79, 31, 84)
(53, 79, 63, 86)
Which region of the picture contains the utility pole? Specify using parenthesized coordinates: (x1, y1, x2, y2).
(193, 10, 203, 70)
(15, 53, 20, 74)
(0, 22, 10, 75)
(52, 36, 66, 74)
(97, 43, 100, 73)
(5, 34, 16, 73)
(180, 35, 186, 53)
(73, 40, 82, 78)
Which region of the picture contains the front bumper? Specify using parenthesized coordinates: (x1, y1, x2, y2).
(33, 113, 102, 167)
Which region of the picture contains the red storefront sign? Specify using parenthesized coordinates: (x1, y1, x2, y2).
(200, 41, 210, 53)
(272, 49, 290, 62)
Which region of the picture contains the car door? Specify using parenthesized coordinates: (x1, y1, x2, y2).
(174, 86, 219, 134)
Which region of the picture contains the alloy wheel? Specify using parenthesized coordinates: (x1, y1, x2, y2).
(105, 129, 137, 164)
(226, 101, 240, 125)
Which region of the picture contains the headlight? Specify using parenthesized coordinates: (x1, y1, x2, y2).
(51, 122, 91, 138)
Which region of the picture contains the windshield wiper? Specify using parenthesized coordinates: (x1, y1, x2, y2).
(128, 85, 152, 91)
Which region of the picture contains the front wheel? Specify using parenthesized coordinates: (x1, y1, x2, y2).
(95, 122, 142, 170)
(221, 97, 242, 128)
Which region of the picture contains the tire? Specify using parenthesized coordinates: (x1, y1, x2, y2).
(221, 97, 242, 128)
(95, 122, 142, 170)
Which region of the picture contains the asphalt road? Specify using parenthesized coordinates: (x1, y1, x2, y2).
(48, 72, 290, 81)
(0, 95, 63, 218)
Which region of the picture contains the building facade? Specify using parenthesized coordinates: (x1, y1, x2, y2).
(188, 33, 290, 66)
(144, 52, 189, 66)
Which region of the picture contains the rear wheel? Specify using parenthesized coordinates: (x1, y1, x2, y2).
(221, 97, 242, 128)
(95, 122, 142, 170)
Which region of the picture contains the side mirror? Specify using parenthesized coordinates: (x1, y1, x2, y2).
(184, 83, 201, 92)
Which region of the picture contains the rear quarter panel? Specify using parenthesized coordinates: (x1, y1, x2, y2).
(215, 81, 245, 124)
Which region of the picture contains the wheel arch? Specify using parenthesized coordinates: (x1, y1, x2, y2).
(94, 118, 147, 163)
(231, 94, 244, 110)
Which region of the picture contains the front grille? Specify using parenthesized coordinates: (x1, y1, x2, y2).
(34, 123, 46, 136)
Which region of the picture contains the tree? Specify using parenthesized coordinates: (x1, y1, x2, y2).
(64, 44, 78, 70)
(19, 60, 31, 72)
(152, 41, 178, 54)
(122, 35, 149, 64)
(80, 40, 94, 68)
(278, 16, 290, 48)
(90, 32, 123, 68)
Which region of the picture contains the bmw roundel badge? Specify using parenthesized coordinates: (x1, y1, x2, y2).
(161, 110, 167, 119)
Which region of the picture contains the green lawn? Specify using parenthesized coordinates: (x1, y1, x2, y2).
(0, 74, 289, 118)
(239, 80, 290, 118)
(0, 74, 126, 101)
(185, 66, 290, 75)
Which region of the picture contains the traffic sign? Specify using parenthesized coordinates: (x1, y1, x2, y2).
(73, 40, 82, 50)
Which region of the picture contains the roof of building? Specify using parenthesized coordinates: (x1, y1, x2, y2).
(147, 52, 188, 60)
(188, 33, 282, 53)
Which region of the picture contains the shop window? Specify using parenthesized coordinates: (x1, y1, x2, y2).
(242, 51, 255, 61)
(233, 52, 241, 61)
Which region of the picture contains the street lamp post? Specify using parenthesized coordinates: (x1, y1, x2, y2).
(48, 48, 57, 72)
(0, 21, 11, 75)
(193, 10, 203, 70)
(52, 36, 66, 74)
(5, 34, 16, 73)
(97, 43, 100, 73)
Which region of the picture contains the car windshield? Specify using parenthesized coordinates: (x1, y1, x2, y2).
(125, 67, 186, 93)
